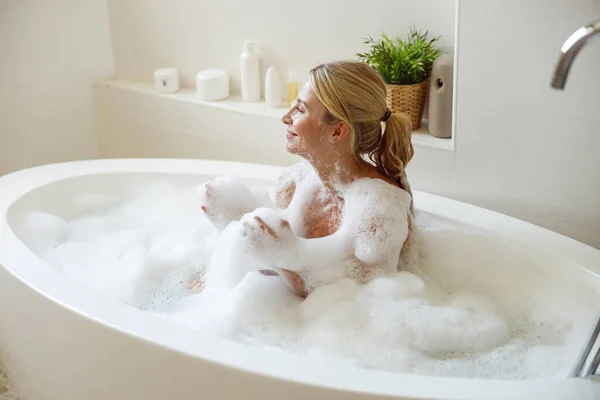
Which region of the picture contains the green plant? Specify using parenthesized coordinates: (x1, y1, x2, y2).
(356, 28, 442, 85)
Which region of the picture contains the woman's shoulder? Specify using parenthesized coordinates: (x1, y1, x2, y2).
(345, 177, 412, 213)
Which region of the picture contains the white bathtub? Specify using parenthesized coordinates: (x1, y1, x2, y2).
(1, 158, 599, 400)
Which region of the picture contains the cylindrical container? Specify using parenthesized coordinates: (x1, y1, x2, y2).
(287, 71, 299, 106)
(153, 68, 180, 93)
(427, 53, 454, 138)
(240, 41, 260, 102)
(196, 69, 230, 101)
(265, 67, 281, 108)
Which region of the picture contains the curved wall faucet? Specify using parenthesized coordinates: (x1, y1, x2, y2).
(550, 18, 600, 378)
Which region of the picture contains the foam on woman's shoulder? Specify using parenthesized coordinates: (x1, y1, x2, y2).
(344, 177, 412, 219)
(337, 178, 413, 276)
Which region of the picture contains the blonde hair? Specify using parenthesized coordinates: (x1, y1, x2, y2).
(309, 61, 414, 186)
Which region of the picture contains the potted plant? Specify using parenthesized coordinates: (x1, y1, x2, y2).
(357, 28, 442, 130)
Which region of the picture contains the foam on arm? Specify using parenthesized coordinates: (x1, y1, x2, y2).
(348, 180, 412, 281)
(274, 179, 412, 294)
(273, 234, 351, 297)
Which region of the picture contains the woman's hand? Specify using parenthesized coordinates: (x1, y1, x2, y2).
(240, 208, 295, 244)
(198, 177, 269, 230)
(239, 208, 300, 267)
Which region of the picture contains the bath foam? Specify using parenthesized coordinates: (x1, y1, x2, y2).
(27, 183, 217, 311)
(21, 179, 600, 379)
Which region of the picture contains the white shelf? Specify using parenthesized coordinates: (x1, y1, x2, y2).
(94, 79, 453, 152)
(93, 78, 289, 119)
(411, 121, 454, 151)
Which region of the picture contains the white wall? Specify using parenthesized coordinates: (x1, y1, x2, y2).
(94, 82, 299, 166)
(0, 0, 114, 175)
(452, 0, 600, 248)
(107, 0, 455, 96)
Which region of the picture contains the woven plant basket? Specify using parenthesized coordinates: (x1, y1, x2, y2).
(386, 79, 429, 130)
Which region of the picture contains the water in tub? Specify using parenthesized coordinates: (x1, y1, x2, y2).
(21, 175, 600, 380)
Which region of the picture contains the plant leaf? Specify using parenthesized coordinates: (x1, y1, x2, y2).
(356, 27, 442, 85)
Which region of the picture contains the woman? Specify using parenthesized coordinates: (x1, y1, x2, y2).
(198, 61, 416, 298)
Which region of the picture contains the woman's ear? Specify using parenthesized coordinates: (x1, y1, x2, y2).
(329, 121, 351, 144)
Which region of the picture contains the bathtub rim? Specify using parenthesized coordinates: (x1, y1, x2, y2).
(1, 157, 600, 400)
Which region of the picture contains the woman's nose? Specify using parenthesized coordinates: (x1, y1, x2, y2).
(281, 110, 292, 125)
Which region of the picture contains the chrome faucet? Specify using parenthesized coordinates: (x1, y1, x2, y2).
(551, 19, 600, 379)
(551, 19, 600, 89)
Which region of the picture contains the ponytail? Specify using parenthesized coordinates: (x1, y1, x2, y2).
(370, 111, 414, 186)
(374, 110, 417, 264)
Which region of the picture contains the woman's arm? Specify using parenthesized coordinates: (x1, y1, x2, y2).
(278, 270, 308, 298)
(197, 162, 307, 230)
(198, 176, 274, 230)
(256, 168, 412, 297)
(244, 213, 349, 297)
(245, 196, 409, 297)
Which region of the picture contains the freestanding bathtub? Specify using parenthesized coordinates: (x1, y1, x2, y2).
(1, 158, 599, 400)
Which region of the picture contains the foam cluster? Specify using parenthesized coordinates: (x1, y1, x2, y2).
(21, 178, 600, 379)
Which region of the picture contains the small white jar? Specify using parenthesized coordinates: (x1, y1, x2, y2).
(196, 69, 230, 101)
(153, 68, 180, 93)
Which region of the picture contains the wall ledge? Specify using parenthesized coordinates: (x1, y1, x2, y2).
(93, 79, 454, 152)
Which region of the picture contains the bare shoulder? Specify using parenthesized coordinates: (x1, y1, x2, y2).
(274, 161, 311, 209)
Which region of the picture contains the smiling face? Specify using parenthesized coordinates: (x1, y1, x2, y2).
(281, 82, 339, 160)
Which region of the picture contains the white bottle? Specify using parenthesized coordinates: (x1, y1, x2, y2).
(265, 67, 281, 108)
(287, 71, 299, 106)
(240, 40, 260, 102)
